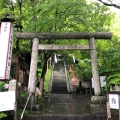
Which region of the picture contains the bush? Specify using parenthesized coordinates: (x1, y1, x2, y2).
(0, 113, 7, 119)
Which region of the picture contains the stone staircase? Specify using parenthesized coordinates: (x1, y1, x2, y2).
(51, 71, 68, 94)
(23, 114, 107, 120)
(51, 61, 68, 94)
(23, 61, 107, 120)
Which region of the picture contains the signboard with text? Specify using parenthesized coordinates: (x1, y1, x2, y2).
(0, 91, 15, 112)
(0, 22, 14, 80)
(109, 94, 119, 109)
(92, 76, 106, 88)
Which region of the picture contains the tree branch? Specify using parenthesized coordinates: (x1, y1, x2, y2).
(97, 0, 120, 9)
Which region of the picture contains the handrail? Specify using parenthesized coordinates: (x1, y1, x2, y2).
(64, 62, 69, 92)
(64, 62, 73, 93)
(20, 92, 32, 120)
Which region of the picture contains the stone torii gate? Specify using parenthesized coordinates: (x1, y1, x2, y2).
(16, 32, 112, 95)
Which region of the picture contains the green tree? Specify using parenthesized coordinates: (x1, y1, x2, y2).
(0, 0, 114, 95)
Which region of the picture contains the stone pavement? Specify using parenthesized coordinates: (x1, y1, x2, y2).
(44, 94, 91, 115)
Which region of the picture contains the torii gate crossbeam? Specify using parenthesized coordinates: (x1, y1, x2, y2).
(38, 45, 90, 50)
(16, 32, 112, 39)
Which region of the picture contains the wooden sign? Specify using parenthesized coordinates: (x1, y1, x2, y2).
(109, 94, 119, 109)
(0, 22, 14, 80)
(0, 91, 15, 112)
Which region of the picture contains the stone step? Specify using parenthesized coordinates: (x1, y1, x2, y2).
(23, 115, 107, 120)
(51, 87, 68, 94)
(51, 78, 68, 94)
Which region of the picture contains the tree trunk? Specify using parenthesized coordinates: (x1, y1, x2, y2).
(40, 53, 48, 81)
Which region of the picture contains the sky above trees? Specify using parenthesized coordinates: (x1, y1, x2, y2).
(92, 0, 120, 14)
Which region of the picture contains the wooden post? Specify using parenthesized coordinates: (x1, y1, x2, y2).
(107, 102, 111, 120)
(119, 109, 120, 120)
(28, 38, 39, 93)
(39, 78, 43, 95)
(119, 95, 120, 120)
(89, 37, 101, 95)
(14, 82, 17, 120)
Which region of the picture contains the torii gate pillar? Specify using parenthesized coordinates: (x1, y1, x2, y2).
(89, 37, 101, 95)
(28, 38, 39, 93)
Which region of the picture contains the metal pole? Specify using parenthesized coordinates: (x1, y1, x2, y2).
(21, 92, 32, 120)
(14, 83, 17, 120)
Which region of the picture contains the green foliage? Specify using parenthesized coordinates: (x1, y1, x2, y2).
(0, 0, 117, 96)
(17, 91, 29, 119)
(0, 0, 113, 56)
(105, 73, 120, 85)
(21, 91, 29, 98)
(98, 39, 120, 86)
(0, 112, 7, 119)
(44, 69, 52, 92)
(75, 59, 92, 81)
(0, 82, 5, 92)
(99, 48, 120, 75)
(37, 54, 45, 77)
(96, 32, 120, 89)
